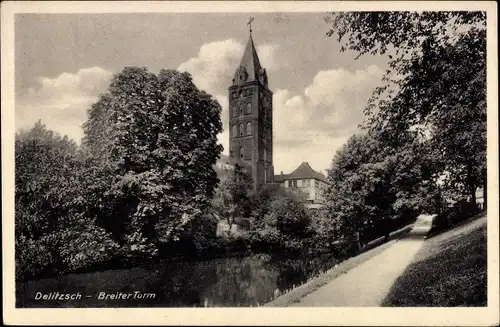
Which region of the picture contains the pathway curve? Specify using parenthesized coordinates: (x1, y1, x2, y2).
(290, 214, 434, 307)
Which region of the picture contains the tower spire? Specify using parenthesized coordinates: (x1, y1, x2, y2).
(237, 26, 262, 82)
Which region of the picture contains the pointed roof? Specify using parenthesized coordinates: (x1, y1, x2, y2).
(284, 162, 329, 183)
(239, 34, 263, 81)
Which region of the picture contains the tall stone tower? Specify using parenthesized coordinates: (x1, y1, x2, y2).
(228, 32, 274, 190)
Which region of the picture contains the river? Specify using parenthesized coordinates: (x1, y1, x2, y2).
(17, 254, 338, 307)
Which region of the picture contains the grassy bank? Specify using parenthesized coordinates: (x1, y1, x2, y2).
(382, 213, 487, 307)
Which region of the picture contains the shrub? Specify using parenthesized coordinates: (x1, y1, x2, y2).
(59, 218, 121, 271)
(432, 200, 481, 231)
(117, 231, 158, 263)
(15, 234, 53, 281)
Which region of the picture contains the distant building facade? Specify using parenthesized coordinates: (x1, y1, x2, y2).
(274, 162, 329, 209)
(476, 187, 485, 210)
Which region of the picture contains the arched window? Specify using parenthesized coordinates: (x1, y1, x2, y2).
(239, 123, 244, 136)
(240, 147, 244, 159)
(239, 104, 244, 116)
(263, 148, 267, 161)
(232, 125, 237, 137)
(246, 103, 252, 114)
(246, 122, 252, 135)
(232, 105, 238, 117)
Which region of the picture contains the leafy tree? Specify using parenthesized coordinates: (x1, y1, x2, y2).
(15, 122, 118, 280)
(325, 132, 438, 244)
(212, 164, 254, 228)
(325, 12, 487, 208)
(15, 121, 79, 240)
(82, 67, 223, 245)
(265, 190, 311, 238)
(251, 183, 288, 226)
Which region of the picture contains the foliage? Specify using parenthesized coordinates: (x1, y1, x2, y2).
(325, 12, 487, 207)
(15, 121, 80, 240)
(82, 67, 223, 244)
(178, 213, 219, 255)
(15, 234, 53, 281)
(265, 190, 311, 238)
(211, 164, 254, 227)
(58, 215, 121, 271)
(251, 183, 288, 224)
(430, 200, 482, 234)
(325, 12, 485, 59)
(16, 67, 224, 281)
(324, 132, 437, 244)
(15, 122, 118, 280)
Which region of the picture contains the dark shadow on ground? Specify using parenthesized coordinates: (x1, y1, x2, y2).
(381, 214, 487, 307)
(427, 211, 486, 239)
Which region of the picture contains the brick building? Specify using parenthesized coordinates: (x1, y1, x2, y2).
(227, 32, 274, 190)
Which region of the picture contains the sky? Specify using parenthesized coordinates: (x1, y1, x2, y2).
(15, 12, 389, 174)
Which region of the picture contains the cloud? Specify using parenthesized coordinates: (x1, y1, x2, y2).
(272, 65, 384, 173)
(177, 39, 243, 96)
(257, 44, 289, 71)
(177, 39, 284, 155)
(16, 67, 113, 141)
(177, 39, 286, 95)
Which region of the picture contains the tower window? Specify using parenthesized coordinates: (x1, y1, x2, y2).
(246, 103, 252, 114)
(232, 105, 238, 117)
(240, 104, 244, 115)
(232, 125, 237, 137)
(263, 148, 267, 161)
(240, 147, 244, 159)
(246, 122, 252, 135)
(239, 123, 244, 136)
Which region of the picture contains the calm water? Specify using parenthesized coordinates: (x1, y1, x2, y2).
(17, 254, 338, 307)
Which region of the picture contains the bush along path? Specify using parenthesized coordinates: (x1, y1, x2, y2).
(282, 214, 434, 307)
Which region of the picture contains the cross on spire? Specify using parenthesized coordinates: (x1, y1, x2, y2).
(247, 16, 255, 34)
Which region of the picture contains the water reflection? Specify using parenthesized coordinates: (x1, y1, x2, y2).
(17, 254, 338, 307)
(149, 254, 337, 307)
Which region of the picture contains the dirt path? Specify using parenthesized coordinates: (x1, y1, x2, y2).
(290, 214, 434, 307)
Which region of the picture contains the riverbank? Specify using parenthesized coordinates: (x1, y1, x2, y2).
(264, 222, 415, 307)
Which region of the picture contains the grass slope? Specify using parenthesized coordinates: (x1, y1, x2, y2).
(382, 214, 487, 307)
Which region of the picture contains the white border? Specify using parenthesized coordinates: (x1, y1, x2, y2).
(2, 1, 498, 326)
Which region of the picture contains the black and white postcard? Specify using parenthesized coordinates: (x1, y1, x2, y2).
(1, 1, 498, 325)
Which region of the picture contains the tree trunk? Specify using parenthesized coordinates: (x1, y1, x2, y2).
(483, 177, 487, 211)
(466, 162, 476, 206)
(470, 185, 477, 206)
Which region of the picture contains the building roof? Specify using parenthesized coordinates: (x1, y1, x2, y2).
(239, 34, 263, 82)
(273, 173, 289, 183)
(274, 162, 328, 183)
